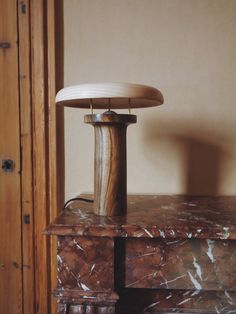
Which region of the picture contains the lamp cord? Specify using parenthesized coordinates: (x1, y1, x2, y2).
(63, 197, 94, 209)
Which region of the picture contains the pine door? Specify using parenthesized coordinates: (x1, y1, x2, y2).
(0, 1, 23, 313)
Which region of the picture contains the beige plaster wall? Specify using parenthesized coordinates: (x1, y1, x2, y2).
(64, 0, 236, 199)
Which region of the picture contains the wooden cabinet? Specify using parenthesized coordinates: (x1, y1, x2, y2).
(0, 1, 63, 313)
(0, 2, 22, 313)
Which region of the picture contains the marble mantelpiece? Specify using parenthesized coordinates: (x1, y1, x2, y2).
(46, 195, 236, 239)
(46, 195, 236, 313)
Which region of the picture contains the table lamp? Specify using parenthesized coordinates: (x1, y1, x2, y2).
(56, 82, 164, 216)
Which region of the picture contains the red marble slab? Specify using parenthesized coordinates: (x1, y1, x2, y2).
(45, 195, 236, 239)
(116, 289, 236, 313)
(123, 238, 236, 290)
(57, 236, 114, 291)
(54, 290, 118, 305)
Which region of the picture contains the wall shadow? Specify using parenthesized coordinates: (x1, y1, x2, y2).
(144, 121, 226, 196)
(183, 138, 220, 195)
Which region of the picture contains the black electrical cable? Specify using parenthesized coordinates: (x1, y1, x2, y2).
(63, 197, 94, 209)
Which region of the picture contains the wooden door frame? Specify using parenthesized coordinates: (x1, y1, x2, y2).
(18, 1, 64, 313)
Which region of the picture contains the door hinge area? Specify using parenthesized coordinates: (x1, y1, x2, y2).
(0, 42, 11, 49)
(12, 261, 30, 269)
(1, 159, 14, 172)
(21, 2, 27, 14)
(24, 213, 30, 224)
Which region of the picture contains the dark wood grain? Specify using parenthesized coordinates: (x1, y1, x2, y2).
(85, 112, 136, 216)
(46, 195, 236, 239)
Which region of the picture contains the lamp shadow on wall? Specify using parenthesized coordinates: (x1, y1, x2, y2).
(144, 122, 225, 196)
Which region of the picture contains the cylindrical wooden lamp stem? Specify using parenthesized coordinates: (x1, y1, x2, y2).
(85, 111, 136, 216)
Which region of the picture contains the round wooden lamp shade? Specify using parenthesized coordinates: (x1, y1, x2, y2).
(56, 83, 164, 216)
(56, 82, 164, 109)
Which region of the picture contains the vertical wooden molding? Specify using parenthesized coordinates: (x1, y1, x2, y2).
(30, 1, 64, 313)
(46, 0, 64, 312)
(17, 0, 35, 313)
(55, 0, 65, 211)
(30, 1, 50, 312)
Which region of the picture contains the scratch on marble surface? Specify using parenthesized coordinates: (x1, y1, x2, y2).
(183, 291, 191, 296)
(80, 283, 90, 291)
(182, 202, 197, 206)
(158, 229, 166, 238)
(206, 239, 216, 263)
(225, 290, 233, 305)
(187, 271, 202, 290)
(143, 228, 154, 238)
(144, 300, 160, 311)
(177, 297, 192, 305)
(216, 227, 231, 240)
(166, 292, 172, 299)
(159, 274, 187, 286)
(73, 239, 84, 250)
(215, 306, 220, 314)
(168, 229, 176, 237)
(193, 256, 202, 280)
(57, 255, 63, 264)
(161, 205, 172, 210)
(89, 263, 96, 276)
(165, 239, 182, 245)
(126, 272, 158, 287)
(141, 252, 160, 257)
(74, 208, 90, 220)
(133, 230, 145, 237)
(223, 227, 230, 239)
(187, 232, 193, 238)
(191, 290, 200, 296)
(82, 295, 96, 299)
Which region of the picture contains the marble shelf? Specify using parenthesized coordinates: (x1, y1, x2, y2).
(45, 195, 236, 240)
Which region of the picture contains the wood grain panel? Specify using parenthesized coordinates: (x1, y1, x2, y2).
(30, 1, 50, 312)
(17, 0, 35, 312)
(46, 1, 61, 312)
(0, 1, 22, 313)
(30, 1, 63, 312)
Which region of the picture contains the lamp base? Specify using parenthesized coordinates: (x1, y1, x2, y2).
(85, 111, 136, 216)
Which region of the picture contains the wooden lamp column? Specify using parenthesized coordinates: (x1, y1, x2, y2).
(56, 82, 164, 216)
(85, 111, 136, 216)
